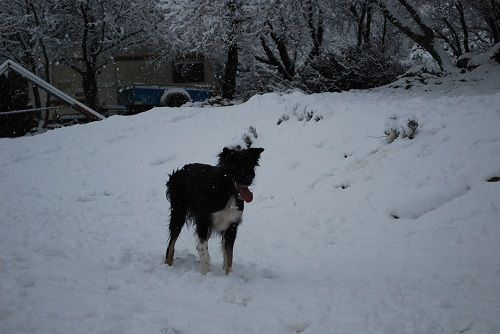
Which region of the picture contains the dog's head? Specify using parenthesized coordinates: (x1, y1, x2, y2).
(218, 146, 264, 202)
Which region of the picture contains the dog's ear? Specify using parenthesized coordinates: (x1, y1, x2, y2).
(218, 147, 235, 165)
(248, 147, 264, 165)
(254, 148, 265, 154)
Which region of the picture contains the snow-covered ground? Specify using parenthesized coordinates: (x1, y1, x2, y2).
(1, 63, 500, 334)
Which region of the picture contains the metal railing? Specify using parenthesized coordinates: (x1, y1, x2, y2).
(0, 106, 59, 116)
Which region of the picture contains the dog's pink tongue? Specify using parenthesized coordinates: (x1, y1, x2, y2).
(238, 185, 253, 203)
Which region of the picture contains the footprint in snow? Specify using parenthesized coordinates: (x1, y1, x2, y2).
(389, 185, 470, 220)
(287, 321, 312, 333)
(170, 114, 194, 123)
(76, 190, 112, 202)
(41, 248, 68, 258)
(76, 195, 94, 203)
(167, 252, 199, 274)
(167, 252, 278, 280)
(223, 286, 252, 306)
(18, 275, 36, 288)
(150, 155, 175, 166)
(289, 161, 300, 170)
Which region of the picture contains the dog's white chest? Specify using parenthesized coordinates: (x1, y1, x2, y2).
(211, 197, 242, 232)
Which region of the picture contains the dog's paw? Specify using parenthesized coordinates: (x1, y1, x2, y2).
(199, 263, 210, 275)
(224, 266, 233, 275)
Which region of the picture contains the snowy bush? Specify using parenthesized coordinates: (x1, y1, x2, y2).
(276, 114, 289, 125)
(298, 110, 319, 122)
(237, 68, 298, 100)
(468, 43, 500, 68)
(188, 96, 237, 108)
(239, 47, 403, 98)
(242, 126, 258, 148)
(406, 46, 443, 75)
(300, 47, 404, 92)
(453, 44, 500, 70)
(384, 114, 419, 143)
(399, 65, 442, 78)
(456, 50, 482, 69)
(278, 104, 323, 125)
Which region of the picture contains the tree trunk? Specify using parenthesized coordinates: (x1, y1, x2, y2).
(28, 63, 42, 109)
(222, 43, 238, 100)
(31, 84, 42, 109)
(455, 1, 470, 53)
(306, 1, 323, 60)
(364, 4, 372, 46)
(382, 14, 387, 47)
(489, 0, 500, 43)
(27, 0, 52, 108)
(40, 46, 52, 109)
(488, 16, 500, 43)
(220, 0, 239, 100)
(442, 17, 463, 56)
(82, 69, 98, 110)
(357, 4, 367, 47)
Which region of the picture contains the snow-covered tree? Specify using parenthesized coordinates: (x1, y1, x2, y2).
(3, 0, 498, 104)
(348, 0, 375, 48)
(370, 0, 456, 71)
(56, 0, 162, 109)
(429, 1, 472, 58)
(247, 0, 404, 94)
(464, 0, 500, 43)
(163, 0, 262, 100)
(252, 0, 328, 81)
(0, 0, 62, 108)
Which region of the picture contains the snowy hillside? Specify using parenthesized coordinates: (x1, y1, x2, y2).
(1, 64, 500, 334)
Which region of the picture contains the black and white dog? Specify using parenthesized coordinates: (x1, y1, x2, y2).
(165, 146, 264, 274)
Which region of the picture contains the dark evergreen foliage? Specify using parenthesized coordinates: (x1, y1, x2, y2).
(0, 73, 37, 137)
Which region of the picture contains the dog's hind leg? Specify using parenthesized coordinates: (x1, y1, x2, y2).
(222, 223, 238, 274)
(165, 206, 186, 266)
(195, 218, 211, 274)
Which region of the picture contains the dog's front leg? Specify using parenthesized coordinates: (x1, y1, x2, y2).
(222, 224, 238, 274)
(196, 238, 210, 274)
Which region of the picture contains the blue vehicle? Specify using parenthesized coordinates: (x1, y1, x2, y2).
(118, 84, 213, 113)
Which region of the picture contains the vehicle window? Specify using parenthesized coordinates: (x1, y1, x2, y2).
(172, 62, 205, 83)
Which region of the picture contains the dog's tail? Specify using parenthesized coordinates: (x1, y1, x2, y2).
(166, 169, 186, 209)
(166, 170, 178, 202)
